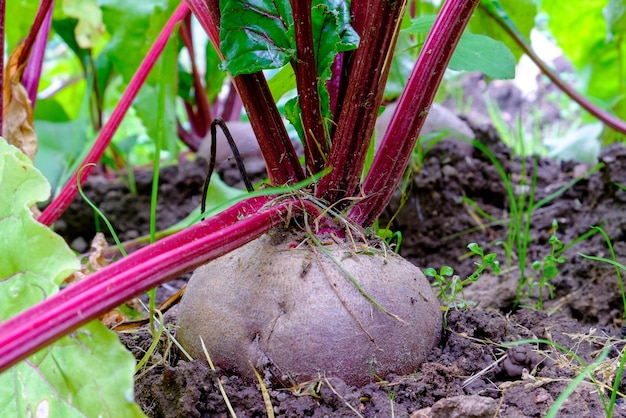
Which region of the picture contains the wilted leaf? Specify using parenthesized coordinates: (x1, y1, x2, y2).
(2, 43, 37, 161)
(0, 138, 145, 417)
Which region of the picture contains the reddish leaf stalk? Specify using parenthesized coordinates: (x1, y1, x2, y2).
(188, 0, 304, 186)
(17, 0, 53, 65)
(0, 0, 5, 134)
(180, 14, 213, 140)
(349, 0, 480, 226)
(0, 196, 323, 373)
(326, 53, 344, 119)
(316, 0, 407, 203)
(23, 0, 54, 108)
(235, 74, 306, 184)
(219, 82, 243, 121)
(38, 2, 190, 226)
(290, 0, 328, 175)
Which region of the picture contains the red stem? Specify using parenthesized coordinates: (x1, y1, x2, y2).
(0, 0, 5, 134)
(219, 83, 243, 121)
(349, 0, 480, 226)
(187, 0, 304, 185)
(38, 2, 190, 226)
(290, 0, 328, 175)
(17, 0, 53, 65)
(180, 15, 213, 138)
(0, 196, 322, 373)
(316, 0, 407, 203)
(22, 0, 54, 108)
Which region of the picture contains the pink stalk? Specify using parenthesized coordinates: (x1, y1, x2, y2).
(327, 53, 343, 120)
(0, 195, 322, 373)
(0, 0, 5, 134)
(219, 83, 243, 121)
(180, 15, 213, 140)
(23, 0, 54, 107)
(38, 2, 190, 226)
(17, 0, 53, 65)
(290, 0, 328, 175)
(349, 0, 480, 226)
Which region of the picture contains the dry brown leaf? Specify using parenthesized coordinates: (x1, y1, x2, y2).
(3, 42, 37, 161)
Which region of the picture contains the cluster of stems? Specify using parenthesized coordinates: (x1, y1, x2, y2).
(0, 0, 480, 373)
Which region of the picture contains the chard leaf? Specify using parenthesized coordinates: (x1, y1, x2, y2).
(220, 0, 296, 75)
(471, 0, 536, 61)
(448, 33, 516, 79)
(0, 138, 145, 417)
(403, 15, 516, 79)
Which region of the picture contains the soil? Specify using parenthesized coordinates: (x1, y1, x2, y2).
(57, 73, 626, 417)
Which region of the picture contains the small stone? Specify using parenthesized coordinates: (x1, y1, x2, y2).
(424, 395, 498, 418)
(70, 236, 88, 253)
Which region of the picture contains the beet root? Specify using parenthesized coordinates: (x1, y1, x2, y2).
(176, 232, 442, 386)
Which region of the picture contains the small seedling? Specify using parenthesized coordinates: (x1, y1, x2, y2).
(426, 242, 501, 310)
(522, 219, 566, 309)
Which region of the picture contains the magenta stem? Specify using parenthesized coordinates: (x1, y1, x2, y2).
(38, 1, 190, 226)
(349, 0, 480, 226)
(0, 196, 323, 373)
(22, 0, 54, 108)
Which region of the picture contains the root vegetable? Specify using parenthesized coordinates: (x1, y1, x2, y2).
(177, 232, 442, 386)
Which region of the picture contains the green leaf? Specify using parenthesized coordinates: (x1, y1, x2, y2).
(385, 13, 418, 100)
(543, 265, 559, 280)
(267, 65, 297, 102)
(99, 0, 174, 82)
(467, 242, 483, 256)
(403, 15, 516, 79)
(284, 96, 304, 140)
(424, 267, 437, 277)
(470, 0, 536, 61)
(311, 0, 359, 84)
(604, 0, 626, 42)
(440, 266, 455, 276)
(134, 29, 179, 159)
(61, 0, 106, 49)
(0, 138, 145, 417)
(542, 0, 626, 120)
(402, 14, 436, 36)
(220, 0, 295, 76)
(34, 113, 92, 196)
(204, 42, 229, 103)
(449, 33, 516, 79)
(5, 1, 40, 50)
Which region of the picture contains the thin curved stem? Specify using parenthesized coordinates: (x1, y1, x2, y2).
(480, 3, 626, 136)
